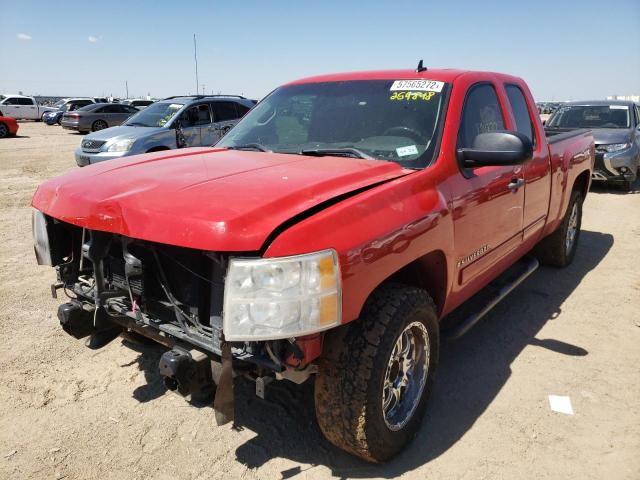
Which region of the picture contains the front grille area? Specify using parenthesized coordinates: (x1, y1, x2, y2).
(81, 139, 106, 150)
(64, 227, 227, 353)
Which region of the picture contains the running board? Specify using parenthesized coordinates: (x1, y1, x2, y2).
(443, 256, 539, 340)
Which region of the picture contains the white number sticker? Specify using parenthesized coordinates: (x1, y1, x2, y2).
(609, 105, 628, 110)
(390, 80, 444, 92)
(396, 145, 419, 157)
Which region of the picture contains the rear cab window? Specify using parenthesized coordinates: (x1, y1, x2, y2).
(505, 84, 537, 147)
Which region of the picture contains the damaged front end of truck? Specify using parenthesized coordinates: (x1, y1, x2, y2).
(32, 209, 340, 424)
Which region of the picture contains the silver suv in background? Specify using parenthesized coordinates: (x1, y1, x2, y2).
(74, 95, 255, 166)
(546, 100, 640, 190)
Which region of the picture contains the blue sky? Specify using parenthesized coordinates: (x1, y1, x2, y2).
(0, 0, 638, 101)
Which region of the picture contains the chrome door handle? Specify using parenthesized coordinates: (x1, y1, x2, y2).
(508, 178, 525, 191)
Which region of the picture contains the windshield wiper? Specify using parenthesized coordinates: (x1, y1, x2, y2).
(227, 143, 271, 152)
(299, 148, 372, 159)
(126, 122, 147, 127)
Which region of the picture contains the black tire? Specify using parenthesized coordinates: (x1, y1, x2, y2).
(0, 122, 8, 138)
(533, 189, 582, 267)
(620, 180, 632, 192)
(315, 283, 439, 462)
(92, 120, 108, 132)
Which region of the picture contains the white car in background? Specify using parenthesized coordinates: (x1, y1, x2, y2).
(0, 94, 57, 120)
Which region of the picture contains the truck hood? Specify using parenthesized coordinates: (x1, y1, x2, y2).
(589, 128, 631, 145)
(32, 148, 409, 251)
(84, 125, 164, 141)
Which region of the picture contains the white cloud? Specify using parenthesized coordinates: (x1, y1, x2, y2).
(17, 33, 32, 41)
(88, 36, 99, 43)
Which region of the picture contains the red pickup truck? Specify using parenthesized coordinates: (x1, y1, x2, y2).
(32, 67, 594, 462)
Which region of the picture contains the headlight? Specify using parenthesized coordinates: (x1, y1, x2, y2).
(223, 249, 341, 341)
(105, 138, 135, 152)
(32, 209, 52, 265)
(603, 143, 631, 153)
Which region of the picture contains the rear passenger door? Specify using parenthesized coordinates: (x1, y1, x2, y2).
(505, 84, 551, 242)
(450, 83, 525, 287)
(19, 97, 38, 119)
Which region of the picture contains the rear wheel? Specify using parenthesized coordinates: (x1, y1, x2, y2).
(315, 283, 439, 462)
(534, 189, 582, 267)
(620, 180, 633, 192)
(0, 122, 8, 138)
(92, 120, 108, 132)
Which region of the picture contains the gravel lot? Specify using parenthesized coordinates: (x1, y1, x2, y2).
(1, 122, 639, 480)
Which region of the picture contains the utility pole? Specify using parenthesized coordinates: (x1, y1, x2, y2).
(193, 34, 199, 96)
(125, 80, 129, 99)
(201, 84, 206, 95)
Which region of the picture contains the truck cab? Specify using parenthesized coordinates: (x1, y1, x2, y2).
(0, 94, 56, 120)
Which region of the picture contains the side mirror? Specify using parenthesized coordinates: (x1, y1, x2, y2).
(457, 131, 533, 168)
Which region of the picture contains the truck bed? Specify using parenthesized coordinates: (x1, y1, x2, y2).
(544, 127, 591, 143)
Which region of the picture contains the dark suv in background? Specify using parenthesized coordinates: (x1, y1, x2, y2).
(546, 100, 640, 190)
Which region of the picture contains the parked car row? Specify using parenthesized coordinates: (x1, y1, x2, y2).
(43, 98, 97, 125)
(536, 101, 563, 114)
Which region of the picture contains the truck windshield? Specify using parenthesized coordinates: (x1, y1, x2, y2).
(217, 80, 449, 168)
(548, 105, 630, 129)
(124, 102, 183, 127)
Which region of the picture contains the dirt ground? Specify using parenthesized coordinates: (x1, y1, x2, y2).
(0, 122, 639, 480)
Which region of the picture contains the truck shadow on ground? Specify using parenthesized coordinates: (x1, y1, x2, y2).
(229, 229, 613, 478)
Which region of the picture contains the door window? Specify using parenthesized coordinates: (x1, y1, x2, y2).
(4, 97, 20, 105)
(457, 84, 505, 149)
(102, 105, 121, 113)
(212, 101, 238, 121)
(505, 84, 534, 144)
(18, 98, 35, 105)
(180, 104, 211, 127)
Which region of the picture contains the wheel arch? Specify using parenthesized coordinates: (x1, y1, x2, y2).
(572, 169, 590, 200)
(384, 250, 448, 317)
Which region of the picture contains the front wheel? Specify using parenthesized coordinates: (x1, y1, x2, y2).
(534, 189, 582, 267)
(315, 283, 439, 462)
(0, 122, 8, 138)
